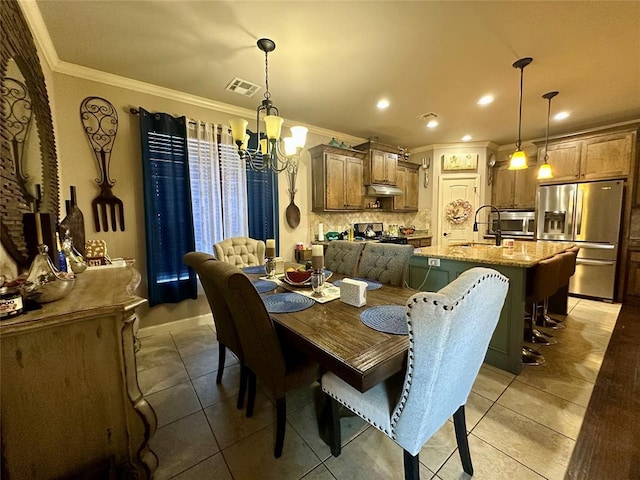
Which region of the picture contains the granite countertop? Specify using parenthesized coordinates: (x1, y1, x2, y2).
(413, 240, 576, 267)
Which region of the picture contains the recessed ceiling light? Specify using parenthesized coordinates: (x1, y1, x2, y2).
(477, 95, 494, 105)
(461, 135, 472, 141)
(554, 111, 570, 120)
(426, 120, 439, 128)
(377, 99, 390, 109)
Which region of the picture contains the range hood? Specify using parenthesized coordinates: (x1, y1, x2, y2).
(366, 184, 404, 196)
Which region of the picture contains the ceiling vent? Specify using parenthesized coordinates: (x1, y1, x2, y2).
(225, 77, 261, 97)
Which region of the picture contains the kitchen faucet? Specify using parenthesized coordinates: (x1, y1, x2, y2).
(473, 204, 502, 246)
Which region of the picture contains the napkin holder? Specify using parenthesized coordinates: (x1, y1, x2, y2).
(339, 278, 367, 307)
(274, 257, 285, 275)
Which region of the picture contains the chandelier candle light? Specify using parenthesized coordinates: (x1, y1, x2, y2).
(509, 57, 533, 170)
(537, 91, 559, 180)
(229, 38, 308, 174)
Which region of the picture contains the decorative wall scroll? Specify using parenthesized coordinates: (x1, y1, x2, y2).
(442, 153, 478, 171)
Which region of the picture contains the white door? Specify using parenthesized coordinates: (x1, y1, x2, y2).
(438, 175, 479, 246)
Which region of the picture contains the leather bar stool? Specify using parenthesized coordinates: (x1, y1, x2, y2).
(523, 255, 562, 365)
(536, 246, 579, 329)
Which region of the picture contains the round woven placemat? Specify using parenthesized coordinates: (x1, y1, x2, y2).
(360, 305, 408, 335)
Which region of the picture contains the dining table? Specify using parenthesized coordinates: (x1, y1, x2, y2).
(246, 269, 414, 393)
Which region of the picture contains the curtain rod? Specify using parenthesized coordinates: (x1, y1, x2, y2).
(129, 107, 218, 127)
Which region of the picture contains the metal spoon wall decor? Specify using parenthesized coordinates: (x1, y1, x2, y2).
(285, 161, 301, 228)
(80, 96, 125, 231)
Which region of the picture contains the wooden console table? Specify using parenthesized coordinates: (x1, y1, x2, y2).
(0, 266, 157, 479)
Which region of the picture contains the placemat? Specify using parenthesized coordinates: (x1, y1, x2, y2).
(262, 293, 315, 313)
(360, 305, 408, 335)
(252, 279, 277, 293)
(243, 265, 265, 274)
(332, 277, 382, 290)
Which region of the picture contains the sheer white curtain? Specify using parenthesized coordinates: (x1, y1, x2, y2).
(187, 121, 248, 253)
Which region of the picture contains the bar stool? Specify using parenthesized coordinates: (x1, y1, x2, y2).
(523, 255, 561, 365)
(537, 246, 579, 329)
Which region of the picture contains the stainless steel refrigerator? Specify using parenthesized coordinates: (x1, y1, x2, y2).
(536, 180, 624, 300)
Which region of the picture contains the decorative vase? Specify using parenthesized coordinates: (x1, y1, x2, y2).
(59, 186, 86, 256)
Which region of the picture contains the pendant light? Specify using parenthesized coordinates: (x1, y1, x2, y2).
(509, 57, 533, 170)
(537, 91, 559, 180)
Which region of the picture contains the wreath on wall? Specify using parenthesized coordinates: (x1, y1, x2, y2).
(445, 199, 473, 224)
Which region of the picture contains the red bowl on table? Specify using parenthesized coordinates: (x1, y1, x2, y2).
(285, 270, 312, 285)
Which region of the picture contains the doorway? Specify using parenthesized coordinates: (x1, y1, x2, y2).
(437, 175, 479, 246)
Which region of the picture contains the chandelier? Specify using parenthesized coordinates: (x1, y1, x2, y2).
(509, 57, 533, 170)
(229, 38, 308, 174)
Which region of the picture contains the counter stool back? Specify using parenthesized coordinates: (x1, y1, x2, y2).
(324, 241, 366, 276)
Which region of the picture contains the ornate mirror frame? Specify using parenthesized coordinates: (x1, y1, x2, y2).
(1, 0, 59, 267)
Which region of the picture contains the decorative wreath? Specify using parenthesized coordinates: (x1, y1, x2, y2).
(445, 199, 473, 224)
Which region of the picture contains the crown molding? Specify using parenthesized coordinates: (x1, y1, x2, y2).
(18, 0, 59, 72)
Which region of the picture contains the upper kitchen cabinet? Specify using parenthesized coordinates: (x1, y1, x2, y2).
(393, 161, 419, 211)
(310, 144, 365, 212)
(353, 141, 400, 185)
(536, 127, 637, 183)
(491, 161, 538, 209)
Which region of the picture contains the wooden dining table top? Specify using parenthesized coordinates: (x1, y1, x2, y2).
(255, 272, 414, 393)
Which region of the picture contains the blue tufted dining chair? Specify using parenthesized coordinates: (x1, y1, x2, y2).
(321, 267, 509, 479)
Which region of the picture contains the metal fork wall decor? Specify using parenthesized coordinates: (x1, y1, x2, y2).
(80, 96, 125, 231)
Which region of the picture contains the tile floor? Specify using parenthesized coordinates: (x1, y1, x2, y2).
(136, 297, 621, 480)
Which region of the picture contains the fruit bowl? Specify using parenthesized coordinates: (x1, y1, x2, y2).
(285, 270, 312, 285)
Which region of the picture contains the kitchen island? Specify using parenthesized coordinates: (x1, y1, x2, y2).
(408, 241, 575, 374)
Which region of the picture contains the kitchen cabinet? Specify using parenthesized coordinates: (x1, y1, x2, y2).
(310, 144, 365, 212)
(393, 161, 419, 211)
(407, 236, 432, 248)
(537, 128, 636, 183)
(353, 140, 400, 186)
(491, 161, 538, 209)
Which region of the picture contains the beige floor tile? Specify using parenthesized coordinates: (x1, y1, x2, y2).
(181, 344, 238, 379)
(205, 391, 276, 449)
(288, 400, 369, 461)
(463, 392, 495, 430)
(136, 334, 180, 372)
(172, 452, 232, 480)
(437, 434, 545, 480)
(150, 411, 219, 480)
(301, 464, 338, 480)
(534, 347, 602, 384)
(498, 380, 586, 439)
(324, 426, 434, 480)
(171, 324, 218, 357)
(137, 358, 190, 396)
(516, 362, 595, 408)
(223, 422, 321, 480)
(145, 380, 202, 427)
(472, 404, 575, 479)
(192, 363, 243, 408)
(471, 365, 514, 401)
(418, 420, 458, 472)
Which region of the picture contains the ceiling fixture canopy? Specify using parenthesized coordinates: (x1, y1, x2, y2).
(509, 57, 533, 170)
(537, 91, 559, 180)
(229, 38, 307, 173)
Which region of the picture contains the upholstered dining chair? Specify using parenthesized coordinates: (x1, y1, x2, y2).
(213, 237, 266, 268)
(183, 252, 248, 409)
(357, 243, 414, 286)
(321, 267, 509, 479)
(324, 240, 366, 276)
(207, 261, 319, 458)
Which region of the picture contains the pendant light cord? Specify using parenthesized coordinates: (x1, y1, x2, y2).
(516, 67, 524, 150)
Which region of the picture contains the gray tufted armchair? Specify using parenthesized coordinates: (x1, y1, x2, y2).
(357, 242, 414, 286)
(213, 237, 266, 267)
(324, 240, 366, 276)
(321, 267, 509, 479)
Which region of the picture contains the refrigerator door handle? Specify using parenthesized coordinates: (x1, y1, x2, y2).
(575, 188, 584, 236)
(567, 192, 575, 236)
(576, 242, 615, 250)
(576, 259, 615, 266)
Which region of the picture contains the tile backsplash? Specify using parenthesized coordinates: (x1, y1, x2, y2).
(308, 209, 431, 240)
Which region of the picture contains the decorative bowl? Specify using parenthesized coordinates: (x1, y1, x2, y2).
(285, 270, 312, 285)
